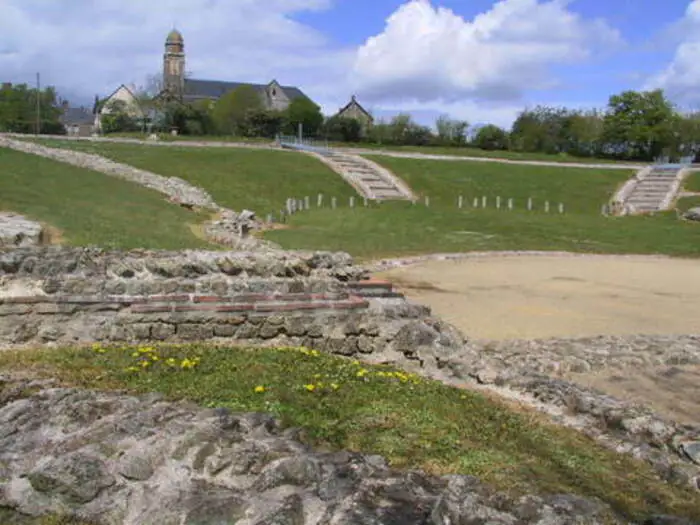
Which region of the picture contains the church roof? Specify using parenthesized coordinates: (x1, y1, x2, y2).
(182, 78, 308, 103)
(60, 106, 94, 126)
(336, 95, 373, 122)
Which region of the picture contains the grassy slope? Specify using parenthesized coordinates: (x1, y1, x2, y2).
(0, 147, 211, 250)
(1, 344, 698, 523)
(683, 171, 700, 193)
(100, 132, 635, 165)
(29, 139, 357, 217)
(266, 156, 700, 259)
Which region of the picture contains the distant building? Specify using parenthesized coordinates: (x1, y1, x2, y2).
(94, 84, 144, 132)
(59, 103, 95, 137)
(335, 95, 374, 131)
(160, 29, 313, 111)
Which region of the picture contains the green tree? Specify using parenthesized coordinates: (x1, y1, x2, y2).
(435, 114, 469, 146)
(322, 116, 362, 143)
(473, 124, 509, 150)
(601, 89, 679, 161)
(244, 109, 286, 138)
(0, 83, 63, 134)
(212, 85, 263, 135)
(285, 96, 324, 136)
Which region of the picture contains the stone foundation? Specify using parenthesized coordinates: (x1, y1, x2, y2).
(0, 247, 463, 365)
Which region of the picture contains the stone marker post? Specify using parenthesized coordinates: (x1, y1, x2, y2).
(508, 198, 513, 210)
(558, 203, 564, 214)
(496, 196, 501, 209)
(544, 201, 550, 213)
(304, 196, 310, 210)
(331, 197, 337, 209)
(482, 196, 487, 208)
(458, 195, 463, 209)
(350, 196, 355, 208)
(527, 197, 533, 211)
(317, 194, 323, 207)
(424, 196, 430, 207)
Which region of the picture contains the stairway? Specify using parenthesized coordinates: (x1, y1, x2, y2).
(277, 138, 415, 201)
(317, 151, 414, 201)
(623, 165, 684, 213)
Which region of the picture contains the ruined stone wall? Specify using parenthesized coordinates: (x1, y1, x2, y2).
(0, 247, 463, 365)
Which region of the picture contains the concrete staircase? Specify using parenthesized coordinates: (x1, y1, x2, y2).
(278, 138, 415, 201)
(612, 164, 689, 214)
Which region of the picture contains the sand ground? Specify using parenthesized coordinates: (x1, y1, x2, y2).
(376, 254, 700, 424)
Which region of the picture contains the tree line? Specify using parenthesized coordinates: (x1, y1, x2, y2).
(3, 79, 700, 162)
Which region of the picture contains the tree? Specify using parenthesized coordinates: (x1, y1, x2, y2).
(212, 85, 263, 135)
(285, 96, 324, 136)
(100, 100, 140, 133)
(435, 114, 468, 146)
(0, 83, 63, 134)
(322, 116, 362, 143)
(244, 109, 286, 138)
(473, 124, 509, 150)
(601, 89, 679, 161)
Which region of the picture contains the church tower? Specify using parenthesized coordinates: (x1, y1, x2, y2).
(163, 29, 185, 98)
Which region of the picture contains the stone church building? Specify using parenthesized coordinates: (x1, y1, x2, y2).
(161, 29, 312, 110)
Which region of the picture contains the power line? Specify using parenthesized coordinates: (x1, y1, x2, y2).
(35, 72, 41, 135)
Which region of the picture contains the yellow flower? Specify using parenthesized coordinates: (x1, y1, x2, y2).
(352, 360, 360, 366)
(166, 358, 177, 366)
(180, 358, 197, 370)
(139, 360, 150, 368)
(331, 383, 340, 390)
(254, 385, 266, 393)
(304, 384, 316, 392)
(356, 368, 368, 378)
(131, 352, 140, 358)
(310, 350, 320, 357)
(151, 355, 160, 361)
(125, 366, 140, 373)
(376, 371, 386, 377)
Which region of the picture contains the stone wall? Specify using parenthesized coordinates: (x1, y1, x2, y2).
(0, 247, 463, 366)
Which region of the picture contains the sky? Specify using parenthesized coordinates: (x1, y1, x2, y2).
(2, 0, 700, 128)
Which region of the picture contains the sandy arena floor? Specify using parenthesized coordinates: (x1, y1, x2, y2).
(377, 254, 700, 424)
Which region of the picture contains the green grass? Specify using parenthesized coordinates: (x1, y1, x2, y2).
(0, 147, 212, 250)
(265, 156, 700, 259)
(339, 142, 643, 165)
(1, 344, 698, 523)
(683, 171, 700, 193)
(27, 139, 357, 217)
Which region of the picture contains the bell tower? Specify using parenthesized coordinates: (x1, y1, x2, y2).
(163, 29, 185, 98)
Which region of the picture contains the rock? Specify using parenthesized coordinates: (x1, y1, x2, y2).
(0, 213, 44, 249)
(0, 381, 644, 524)
(680, 442, 700, 465)
(683, 207, 700, 221)
(27, 451, 115, 504)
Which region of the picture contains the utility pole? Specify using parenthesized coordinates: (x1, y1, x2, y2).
(35, 72, 41, 135)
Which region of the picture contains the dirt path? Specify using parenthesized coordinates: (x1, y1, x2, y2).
(376, 254, 700, 425)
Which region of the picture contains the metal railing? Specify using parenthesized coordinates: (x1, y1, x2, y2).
(277, 134, 330, 153)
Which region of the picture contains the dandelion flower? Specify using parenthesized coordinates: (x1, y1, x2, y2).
(304, 384, 316, 392)
(331, 383, 340, 390)
(131, 352, 140, 358)
(139, 360, 150, 368)
(254, 385, 266, 393)
(166, 358, 177, 366)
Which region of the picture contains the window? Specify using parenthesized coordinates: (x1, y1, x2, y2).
(272, 88, 277, 96)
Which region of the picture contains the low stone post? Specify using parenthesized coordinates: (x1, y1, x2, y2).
(482, 196, 487, 208)
(424, 196, 430, 207)
(507, 198, 513, 211)
(473, 197, 479, 208)
(527, 197, 533, 211)
(458, 195, 463, 209)
(544, 201, 550, 213)
(496, 196, 501, 209)
(304, 196, 310, 210)
(317, 194, 323, 207)
(558, 203, 564, 214)
(331, 197, 337, 210)
(349, 196, 355, 208)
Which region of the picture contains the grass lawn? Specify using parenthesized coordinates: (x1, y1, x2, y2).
(27, 139, 357, 218)
(266, 157, 700, 259)
(341, 142, 643, 165)
(1, 344, 698, 523)
(683, 171, 700, 193)
(0, 147, 212, 250)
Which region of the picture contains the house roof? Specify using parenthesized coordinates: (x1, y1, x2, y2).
(60, 107, 94, 126)
(336, 95, 373, 122)
(182, 78, 308, 103)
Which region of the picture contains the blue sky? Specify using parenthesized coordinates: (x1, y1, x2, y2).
(3, 0, 700, 128)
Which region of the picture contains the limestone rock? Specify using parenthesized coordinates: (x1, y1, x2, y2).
(683, 207, 700, 221)
(0, 379, 634, 524)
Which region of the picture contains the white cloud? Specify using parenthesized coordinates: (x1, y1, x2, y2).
(644, 0, 700, 107)
(0, 0, 343, 105)
(350, 0, 621, 105)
